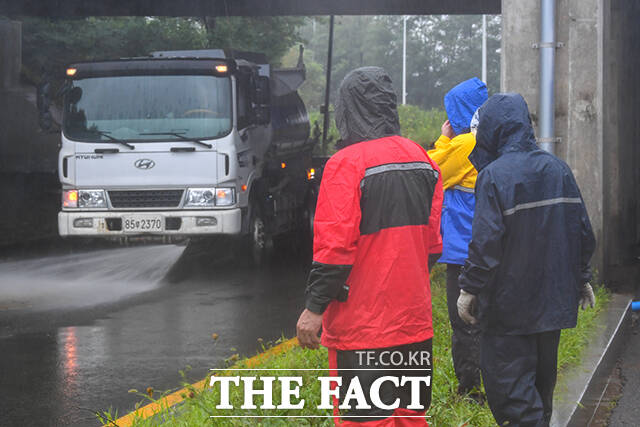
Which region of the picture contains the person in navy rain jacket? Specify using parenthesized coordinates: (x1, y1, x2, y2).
(457, 93, 596, 427)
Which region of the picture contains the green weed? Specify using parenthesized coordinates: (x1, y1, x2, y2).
(113, 265, 610, 426)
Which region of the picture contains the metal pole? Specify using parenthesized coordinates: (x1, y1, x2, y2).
(321, 15, 335, 155)
(482, 15, 487, 83)
(402, 16, 407, 105)
(539, 0, 556, 154)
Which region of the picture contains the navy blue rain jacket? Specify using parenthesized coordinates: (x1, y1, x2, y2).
(459, 93, 596, 335)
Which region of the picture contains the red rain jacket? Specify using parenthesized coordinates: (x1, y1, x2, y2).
(306, 135, 443, 350)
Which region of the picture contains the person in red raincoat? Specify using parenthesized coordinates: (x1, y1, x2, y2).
(296, 67, 443, 426)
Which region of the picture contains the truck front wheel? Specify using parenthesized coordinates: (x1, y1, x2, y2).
(247, 205, 273, 267)
(299, 186, 317, 265)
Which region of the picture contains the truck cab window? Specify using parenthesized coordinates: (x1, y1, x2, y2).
(62, 75, 232, 142)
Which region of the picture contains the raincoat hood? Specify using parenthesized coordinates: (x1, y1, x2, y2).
(469, 93, 538, 172)
(444, 77, 488, 136)
(335, 67, 401, 147)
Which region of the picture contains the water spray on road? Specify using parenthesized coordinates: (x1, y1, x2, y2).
(0, 245, 185, 311)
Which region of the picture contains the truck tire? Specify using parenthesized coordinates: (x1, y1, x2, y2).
(300, 186, 318, 265)
(247, 204, 273, 267)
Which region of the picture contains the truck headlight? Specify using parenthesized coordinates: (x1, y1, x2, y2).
(185, 188, 235, 207)
(185, 188, 216, 207)
(78, 190, 107, 208)
(63, 189, 106, 208)
(214, 188, 235, 206)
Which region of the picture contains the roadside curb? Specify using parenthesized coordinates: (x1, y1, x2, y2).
(551, 294, 632, 427)
(108, 337, 299, 427)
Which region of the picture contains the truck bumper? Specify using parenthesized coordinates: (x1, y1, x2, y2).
(58, 209, 242, 237)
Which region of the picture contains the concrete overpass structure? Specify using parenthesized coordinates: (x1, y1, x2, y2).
(501, 0, 639, 285)
(0, 0, 501, 16)
(0, 0, 638, 284)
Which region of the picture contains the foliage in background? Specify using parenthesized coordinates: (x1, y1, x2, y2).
(289, 15, 501, 112)
(309, 105, 446, 157)
(398, 105, 447, 148)
(114, 266, 610, 427)
(19, 16, 304, 85)
(403, 15, 501, 107)
(19, 15, 498, 135)
(204, 16, 304, 66)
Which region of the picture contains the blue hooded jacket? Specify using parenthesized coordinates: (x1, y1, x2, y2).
(444, 77, 488, 135)
(436, 78, 487, 265)
(459, 93, 596, 335)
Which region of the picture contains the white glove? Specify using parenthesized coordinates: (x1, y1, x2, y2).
(457, 290, 478, 325)
(579, 283, 596, 310)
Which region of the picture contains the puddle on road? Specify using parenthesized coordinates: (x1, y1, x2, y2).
(0, 245, 185, 311)
(0, 243, 309, 427)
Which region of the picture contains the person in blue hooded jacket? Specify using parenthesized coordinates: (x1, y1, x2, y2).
(457, 93, 596, 427)
(427, 77, 487, 400)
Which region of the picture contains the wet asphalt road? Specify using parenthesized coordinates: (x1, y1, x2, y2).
(0, 242, 308, 426)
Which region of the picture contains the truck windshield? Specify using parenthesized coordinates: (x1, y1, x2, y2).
(63, 75, 232, 142)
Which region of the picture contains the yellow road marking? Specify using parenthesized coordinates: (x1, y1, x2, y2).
(108, 337, 299, 426)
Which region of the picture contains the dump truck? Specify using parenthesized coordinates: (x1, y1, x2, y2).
(52, 48, 321, 264)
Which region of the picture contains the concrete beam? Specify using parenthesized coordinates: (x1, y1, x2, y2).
(0, 0, 501, 17)
(0, 20, 59, 174)
(0, 20, 21, 90)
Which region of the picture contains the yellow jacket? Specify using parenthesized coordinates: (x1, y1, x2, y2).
(427, 133, 477, 190)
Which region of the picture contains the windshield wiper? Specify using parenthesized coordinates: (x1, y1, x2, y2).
(89, 130, 135, 150)
(139, 132, 213, 149)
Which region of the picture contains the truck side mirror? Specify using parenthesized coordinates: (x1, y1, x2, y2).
(68, 86, 83, 104)
(37, 79, 54, 131)
(253, 76, 270, 125)
(254, 76, 270, 106)
(254, 106, 270, 125)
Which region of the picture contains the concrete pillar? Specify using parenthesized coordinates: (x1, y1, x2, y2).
(0, 20, 21, 90)
(602, 0, 640, 285)
(501, 0, 604, 274)
(0, 19, 58, 174)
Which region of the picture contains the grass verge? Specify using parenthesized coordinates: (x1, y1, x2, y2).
(102, 265, 611, 426)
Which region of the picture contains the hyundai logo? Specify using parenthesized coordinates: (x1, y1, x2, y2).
(134, 159, 155, 170)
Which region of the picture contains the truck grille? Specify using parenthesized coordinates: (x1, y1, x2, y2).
(108, 190, 184, 208)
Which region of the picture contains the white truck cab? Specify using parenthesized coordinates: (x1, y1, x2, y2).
(54, 49, 319, 261)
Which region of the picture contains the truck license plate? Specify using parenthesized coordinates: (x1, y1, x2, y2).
(123, 216, 163, 233)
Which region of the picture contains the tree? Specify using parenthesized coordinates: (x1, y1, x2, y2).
(405, 14, 501, 108)
(20, 14, 501, 115)
(19, 16, 304, 86)
(294, 15, 501, 112)
(204, 16, 304, 64)
(21, 18, 205, 77)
